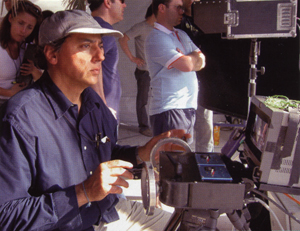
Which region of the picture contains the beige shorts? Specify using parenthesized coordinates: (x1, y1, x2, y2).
(94, 198, 172, 231)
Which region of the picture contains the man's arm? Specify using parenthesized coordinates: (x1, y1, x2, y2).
(118, 33, 145, 67)
(0, 124, 74, 230)
(171, 50, 206, 72)
(0, 122, 89, 230)
(145, 30, 205, 74)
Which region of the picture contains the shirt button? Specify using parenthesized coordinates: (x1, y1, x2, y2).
(84, 146, 87, 150)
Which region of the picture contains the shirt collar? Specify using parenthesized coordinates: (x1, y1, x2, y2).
(154, 22, 178, 35)
(93, 16, 113, 28)
(38, 72, 100, 119)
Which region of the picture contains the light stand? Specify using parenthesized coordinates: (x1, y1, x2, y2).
(248, 38, 265, 98)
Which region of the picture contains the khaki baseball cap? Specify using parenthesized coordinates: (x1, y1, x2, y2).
(39, 9, 123, 47)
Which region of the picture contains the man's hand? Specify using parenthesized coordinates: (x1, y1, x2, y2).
(131, 57, 145, 67)
(137, 129, 191, 163)
(76, 160, 133, 207)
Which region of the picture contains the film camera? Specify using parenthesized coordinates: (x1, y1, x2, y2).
(140, 96, 300, 230)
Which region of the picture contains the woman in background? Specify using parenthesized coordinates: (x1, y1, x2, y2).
(0, 0, 42, 105)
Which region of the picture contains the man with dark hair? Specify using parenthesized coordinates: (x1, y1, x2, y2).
(145, 0, 206, 144)
(0, 9, 187, 230)
(152, 0, 172, 16)
(88, 0, 126, 120)
(118, 4, 156, 137)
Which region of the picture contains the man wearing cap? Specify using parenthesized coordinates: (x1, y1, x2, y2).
(88, 0, 126, 120)
(0, 10, 186, 230)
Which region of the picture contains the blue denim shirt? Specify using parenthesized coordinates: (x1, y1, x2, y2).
(0, 72, 137, 231)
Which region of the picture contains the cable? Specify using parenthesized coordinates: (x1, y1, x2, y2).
(273, 192, 292, 230)
(264, 95, 300, 111)
(245, 197, 284, 231)
(284, 193, 300, 207)
(251, 189, 300, 225)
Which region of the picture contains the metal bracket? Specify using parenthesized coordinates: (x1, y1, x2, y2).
(224, 11, 239, 27)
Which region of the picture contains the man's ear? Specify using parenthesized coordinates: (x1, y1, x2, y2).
(103, 0, 111, 8)
(158, 3, 166, 13)
(43, 45, 58, 65)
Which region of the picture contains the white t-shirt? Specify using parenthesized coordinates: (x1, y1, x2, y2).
(0, 45, 25, 100)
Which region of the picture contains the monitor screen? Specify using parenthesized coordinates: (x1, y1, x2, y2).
(250, 115, 269, 152)
(244, 100, 271, 164)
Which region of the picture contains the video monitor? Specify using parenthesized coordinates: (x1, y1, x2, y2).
(244, 97, 272, 166)
(250, 116, 269, 153)
(243, 96, 300, 194)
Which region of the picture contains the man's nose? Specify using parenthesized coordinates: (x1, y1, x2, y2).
(93, 47, 105, 62)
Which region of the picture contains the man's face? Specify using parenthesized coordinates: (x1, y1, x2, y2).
(54, 33, 105, 90)
(166, 0, 184, 27)
(110, 0, 126, 25)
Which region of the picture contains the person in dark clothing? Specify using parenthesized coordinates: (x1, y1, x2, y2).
(88, 0, 126, 121)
